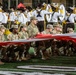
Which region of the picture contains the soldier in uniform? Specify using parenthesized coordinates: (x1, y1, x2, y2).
(41, 4, 54, 57)
(18, 26, 28, 39)
(0, 25, 6, 64)
(40, 24, 53, 60)
(18, 26, 30, 61)
(27, 17, 40, 58)
(7, 25, 19, 41)
(0, 25, 6, 42)
(53, 23, 63, 34)
(5, 25, 20, 61)
(67, 28, 74, 33)
(28, 16, 39, 38)
(56, 25, 63, 34)
(41, 24, 53, 34)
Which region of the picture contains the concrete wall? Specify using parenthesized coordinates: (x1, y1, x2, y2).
(0, 0, 2, 3)
(52, 0, 66, 6)
(52, 0, 60, 3)
(23, 0, 66, 7)
(0, 0, 74, 8)
(23, 0, 32, 6)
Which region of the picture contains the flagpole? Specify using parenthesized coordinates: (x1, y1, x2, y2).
(16, 0, 18, 8)
(73, 0, 75, 7)
(8, 0, 10, 9)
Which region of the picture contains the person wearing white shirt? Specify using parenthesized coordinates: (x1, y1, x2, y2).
(33, 9, 47, 21)
(45, 4, 53, 23)
(51, 12, 62, 23)
(64, 11, 70, 21)
(0, 8, 3, 24)
(17, 7, 27, 26)
(51, 3, 63, 24)
(9, 7, 17, 23)
(27, 11, 33, 21)
(2, 9, 8, 27)
(26, 6, 33, 25)
(32, 3, 51, 32)
(66, 8, 76, 32)
(63, 11, 70, 33)
(68, 13, 76, 23)
(10, 12, 17, 22)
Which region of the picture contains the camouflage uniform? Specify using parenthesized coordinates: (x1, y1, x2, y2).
(42, 30, 51, 34)
(18, 31, 29, 39)
(0, 25, 6, 42)
(6, 26, 19, 61)
(53, 30, 62, 34)
(18, 30, 29, 61)
(0, 31, 5, 42)
(0, 31, 5, 61)
(28, 23, 39, 38)
(40, 29, 52, 60)
(0, 25, 6, 64)
(7, 33, 19, 41)
(53, 24, 62, 34)
(52, 30, 57, 34)
(38, 24, 54, 60)
(42, 24, 53, 34)
(7, 25, 19, 41)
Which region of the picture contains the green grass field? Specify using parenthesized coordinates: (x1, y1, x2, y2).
(0, 56, 76, 75)
(1, 56, 76, 68)
(0, 56, 76, 68)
